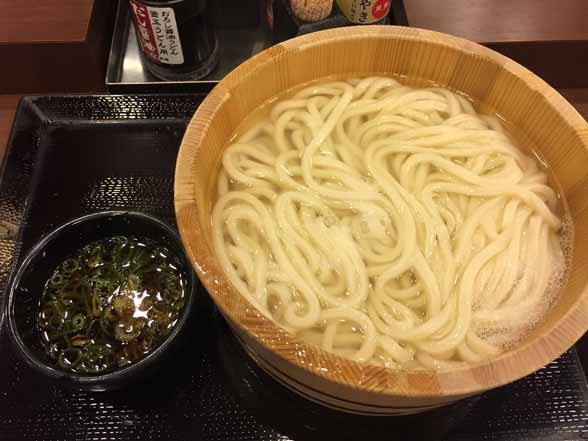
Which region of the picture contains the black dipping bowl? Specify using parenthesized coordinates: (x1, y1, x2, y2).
(7, 211, 197, 391)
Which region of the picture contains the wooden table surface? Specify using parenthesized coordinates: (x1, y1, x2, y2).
(403, 0, 588, 43)
(402, 0, 588, 89)
(0, 0, 94, 43)
(0, 0, 115, 94)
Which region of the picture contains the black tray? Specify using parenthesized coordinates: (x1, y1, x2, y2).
(1, 95, 588, 441)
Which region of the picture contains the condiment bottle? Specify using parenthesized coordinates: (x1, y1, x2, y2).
(336, 0, 392, 24)
(129, 0, 219, 81)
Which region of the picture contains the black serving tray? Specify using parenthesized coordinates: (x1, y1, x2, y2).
(1, 95, 588, 441)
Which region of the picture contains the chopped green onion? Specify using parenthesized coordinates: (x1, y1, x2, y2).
(38, 236, 186, 374)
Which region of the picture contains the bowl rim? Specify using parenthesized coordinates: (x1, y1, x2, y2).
(174, 25, 588, 398)
(6, 210, 196, 387)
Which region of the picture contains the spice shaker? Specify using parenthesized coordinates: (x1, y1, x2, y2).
(290, 0, 333, 22)
(129, 0, 219, 81)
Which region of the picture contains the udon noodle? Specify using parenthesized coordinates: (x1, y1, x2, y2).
(211, 77, 569, 369)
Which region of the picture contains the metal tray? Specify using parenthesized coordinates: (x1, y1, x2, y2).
(1, 95, 588, 441)
(105, 0, 410, 94)
(106, 0, 271, 94)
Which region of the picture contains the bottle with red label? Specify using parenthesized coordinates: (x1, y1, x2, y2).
(129, 0, 219, 81)
(336, 0, 392, 24)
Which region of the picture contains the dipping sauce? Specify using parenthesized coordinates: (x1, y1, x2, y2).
(37, 236, 186, 374)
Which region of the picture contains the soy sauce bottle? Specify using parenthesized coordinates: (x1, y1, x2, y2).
(129, 0, 219, 80)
